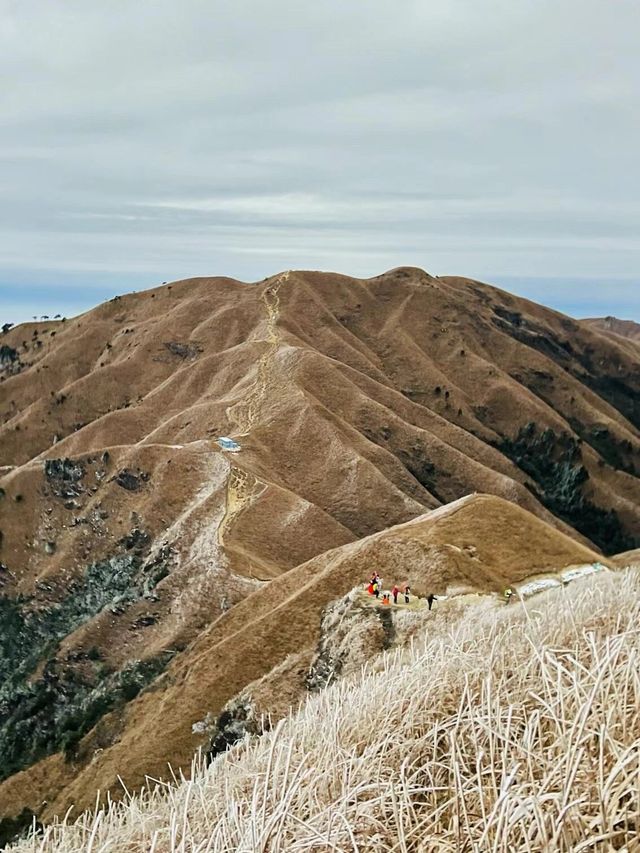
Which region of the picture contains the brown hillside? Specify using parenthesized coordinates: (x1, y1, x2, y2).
(584, 315, 640, 342)
(0, 267, 639, 824)
(583, 317, 640, 363)
(0, 494, 607, 821)
(610, 547, 640, 568)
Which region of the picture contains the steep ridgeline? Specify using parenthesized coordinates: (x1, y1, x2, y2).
(0, 268, 639, 829)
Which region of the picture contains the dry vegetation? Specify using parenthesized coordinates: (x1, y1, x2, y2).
(10, 567, 640, 852)
(2, 269, 639, 818)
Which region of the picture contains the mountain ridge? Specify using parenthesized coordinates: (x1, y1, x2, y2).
(0, 266, 639, 825)
(584, 314, 640, 342)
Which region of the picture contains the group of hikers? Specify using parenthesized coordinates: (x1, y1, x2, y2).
(366, 573, 517, 609)
(366, 573, 437, 610)
(364, 568, 605, 611)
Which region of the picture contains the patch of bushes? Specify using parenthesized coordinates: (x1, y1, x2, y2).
(0, 537, 174, 781)
(498, 423, 637, 555)
(568, 418, 638, 475)
(491, 311, 574, 363)
(0, 808, 40, 849)
(402, 454, 444, 502)
(58, 653, 174, 762)
(0, 344, 19, 366)
(492, 307, 640, 430)
(574, 372, 640, 432)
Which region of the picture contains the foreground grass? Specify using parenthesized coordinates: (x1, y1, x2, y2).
(11, 568, 640, 852)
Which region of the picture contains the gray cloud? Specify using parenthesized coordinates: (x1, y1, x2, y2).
(0, 0, 638, 322)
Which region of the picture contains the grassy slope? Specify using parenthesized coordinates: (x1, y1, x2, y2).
(1, 268, 639, 823)
(10, 565, 640, 852)
(3, 493, 603, 823)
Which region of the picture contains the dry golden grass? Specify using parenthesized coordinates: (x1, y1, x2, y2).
(11, 568, 640, 852)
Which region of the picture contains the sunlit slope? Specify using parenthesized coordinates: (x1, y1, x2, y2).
(9, 566, 640, 852)
(0, 494, 607, 822)
(0, 267, 638, 823)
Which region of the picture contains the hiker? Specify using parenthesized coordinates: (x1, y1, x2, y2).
(426, 593, 437, 611)
(404, 585, 411, 604)
(382, 593, 390, 605)
(391, 584, 400, 605)
(373, 580, 380, 599)
(504, 587, 514, 604)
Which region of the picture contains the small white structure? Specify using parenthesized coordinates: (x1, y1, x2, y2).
(217, 436, 241, 453)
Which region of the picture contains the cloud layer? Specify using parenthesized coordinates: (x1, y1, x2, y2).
(1, 0, 638, 322)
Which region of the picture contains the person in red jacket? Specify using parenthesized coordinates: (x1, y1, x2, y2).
(391, 584, 400, 605)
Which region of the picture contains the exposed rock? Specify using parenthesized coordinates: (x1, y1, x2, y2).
(307, 591, 387, 691)
(207, 696, 260, 760)
(158, 341, 203, 361)
(114, 469, 149, 491)
(44, 458, 86, 500)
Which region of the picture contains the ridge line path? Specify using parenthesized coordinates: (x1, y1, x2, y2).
(358, 561, 611, 611)
(228, 270, 289, 438)
(217, 271, 289, 547)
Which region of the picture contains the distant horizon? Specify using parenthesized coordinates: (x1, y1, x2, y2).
(0, 270, 637, 328)
(2, 2, 638, 333)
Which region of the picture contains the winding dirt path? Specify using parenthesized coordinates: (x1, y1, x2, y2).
(217, 272, 289, 546)
(228, 271, 288, 437)
(217, 467, 264, 547)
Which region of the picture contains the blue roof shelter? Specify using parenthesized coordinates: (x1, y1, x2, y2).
(217, 436, 241, 452)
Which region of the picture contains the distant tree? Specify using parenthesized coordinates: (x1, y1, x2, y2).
(1, 323, 13, 334)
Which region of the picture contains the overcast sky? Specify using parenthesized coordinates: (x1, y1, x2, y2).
(1, 0, 638, 325)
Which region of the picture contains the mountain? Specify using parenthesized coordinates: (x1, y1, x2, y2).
(0, 267, 639, 827)
(584, 315, 640, 342)
(583, 316, 640, 361)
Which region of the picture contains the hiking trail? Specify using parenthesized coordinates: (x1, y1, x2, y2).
(217, 466, 264, 547)
(217, 272, 289, 546)
(358, 561, 609, 611)
(228, 271, 288, 437)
